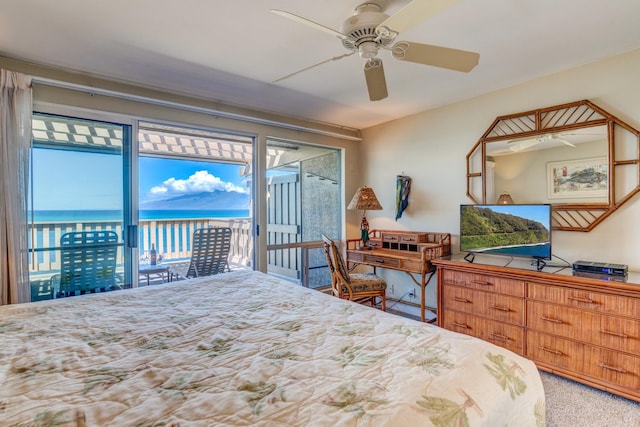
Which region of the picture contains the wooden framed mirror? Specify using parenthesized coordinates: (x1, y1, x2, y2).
(466, 100, 640, 231)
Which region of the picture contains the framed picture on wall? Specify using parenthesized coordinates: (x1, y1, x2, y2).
(547, 157, 608, 199)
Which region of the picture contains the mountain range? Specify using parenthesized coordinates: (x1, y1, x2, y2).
(140, 191, 250, 210)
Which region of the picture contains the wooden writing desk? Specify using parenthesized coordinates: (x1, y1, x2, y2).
(345, 230, 451, 322)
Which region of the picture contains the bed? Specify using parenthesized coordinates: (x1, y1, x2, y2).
(0, 270, 545, 426)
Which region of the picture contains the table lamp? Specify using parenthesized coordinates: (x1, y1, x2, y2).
(347, 186, 382, 246)
(497, 192, 514, 204)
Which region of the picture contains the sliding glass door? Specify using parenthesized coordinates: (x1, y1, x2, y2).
(136, 122, 255, 279)
(28, 113, 132, 299)
(266, 138, 341, 288)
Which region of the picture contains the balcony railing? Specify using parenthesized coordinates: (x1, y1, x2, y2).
(29, 217, 252, 276)
(29, 217, 330, 290)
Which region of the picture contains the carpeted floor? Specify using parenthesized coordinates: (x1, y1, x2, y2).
(541, 371, 640, 426)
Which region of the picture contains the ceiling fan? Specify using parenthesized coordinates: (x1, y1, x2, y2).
(270, 0, 480, 101)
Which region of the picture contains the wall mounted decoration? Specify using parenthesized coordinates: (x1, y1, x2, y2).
(395, 175, 412, 220)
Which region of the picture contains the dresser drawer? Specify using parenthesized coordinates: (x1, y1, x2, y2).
(443, 285, 524, 325)
(589, 315, 640, 354)
(528, 282, 640, 317)
(441, 269, 525, 297)
(526, 330, 584, 371)
(584, 346, 640, 391)
(442, 311, 524, 354)
(526, 300, 593, 341)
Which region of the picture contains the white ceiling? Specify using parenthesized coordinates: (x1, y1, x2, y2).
(1, 0, 640, 130)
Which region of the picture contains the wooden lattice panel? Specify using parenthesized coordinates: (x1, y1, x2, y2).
(485, 114, 536, 139)
(540, 103, 605, 130)
(551, 206, 609, 232)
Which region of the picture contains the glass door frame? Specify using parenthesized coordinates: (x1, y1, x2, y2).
(32, 103, 137, 289)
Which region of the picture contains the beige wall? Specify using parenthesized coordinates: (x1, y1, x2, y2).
(360, 48, 640, 310)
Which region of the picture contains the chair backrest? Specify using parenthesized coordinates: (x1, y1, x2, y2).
(186, 227, 232, 278)
(322, 235, 338, 294)
(59, 230, 119, 295)
(322, 235, 351, 298)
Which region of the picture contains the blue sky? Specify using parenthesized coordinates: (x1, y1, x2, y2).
(139, 157, 247, 204)
(32, 149, 247, 210)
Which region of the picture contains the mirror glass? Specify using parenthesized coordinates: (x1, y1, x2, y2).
(488, 125, 608, 205)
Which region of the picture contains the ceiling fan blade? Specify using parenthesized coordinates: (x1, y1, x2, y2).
(377, 0, 459, 35)
(273, 52, 355, 83)
(508, 138, 540, 152)
(392, 41, 479, 72)
(554, 137, 576, 148)
(364, 58, 388, 101)
(270, 9, 346, 39)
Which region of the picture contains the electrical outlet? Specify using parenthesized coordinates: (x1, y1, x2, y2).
(408, 289, 415, 299)
(390, 284, 395, 295)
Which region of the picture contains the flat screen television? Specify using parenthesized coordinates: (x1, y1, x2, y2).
(460, 204, 552, 261)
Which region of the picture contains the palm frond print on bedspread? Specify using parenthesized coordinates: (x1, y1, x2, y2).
(0, 270, 545, 426)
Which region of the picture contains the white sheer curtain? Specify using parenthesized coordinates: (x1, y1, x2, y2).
(0, 69, 32, 305)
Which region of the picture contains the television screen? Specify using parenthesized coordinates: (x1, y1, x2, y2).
(460, 204, 552, 260)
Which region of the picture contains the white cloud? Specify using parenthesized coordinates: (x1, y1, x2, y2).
(149, 170, 247, 197)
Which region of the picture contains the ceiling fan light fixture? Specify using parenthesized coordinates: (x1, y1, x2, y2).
(358, 41, 380, 58)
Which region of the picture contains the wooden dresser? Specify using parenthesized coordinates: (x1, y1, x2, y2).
(432, 257, 640, 403)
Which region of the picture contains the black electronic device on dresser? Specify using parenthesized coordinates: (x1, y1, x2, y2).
(572, 260, 628, 276)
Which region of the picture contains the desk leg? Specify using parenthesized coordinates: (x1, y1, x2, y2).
(406, 270, 436, 322)
(421, 271, 426, 322)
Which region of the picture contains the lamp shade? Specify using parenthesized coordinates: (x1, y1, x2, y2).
(497, 192, 514, 204)
(348, 186, 382, 211)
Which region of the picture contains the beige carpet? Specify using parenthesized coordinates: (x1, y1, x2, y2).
(541, 371, 640, 426)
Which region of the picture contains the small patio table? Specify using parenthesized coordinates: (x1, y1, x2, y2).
(139, 264, 170, 286)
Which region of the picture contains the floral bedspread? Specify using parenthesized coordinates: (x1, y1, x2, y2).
(0, 270, 545, 426)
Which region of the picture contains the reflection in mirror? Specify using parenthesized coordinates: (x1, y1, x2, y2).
(466, 100, 640, 231)
(489, 125, 608, 205)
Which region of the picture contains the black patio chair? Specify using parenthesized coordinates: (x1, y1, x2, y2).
(171, 227, 232, 279)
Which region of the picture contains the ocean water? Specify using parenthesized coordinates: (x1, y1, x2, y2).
(31, 209, 250, 222)
(476, 242, 551, 259)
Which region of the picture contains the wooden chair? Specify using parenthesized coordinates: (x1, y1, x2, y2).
(173, 227, 232, 279)
(52, 230, 120, 298)
(322, 235, 386, 311)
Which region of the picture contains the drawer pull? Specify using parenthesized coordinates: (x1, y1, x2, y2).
(600, 329, 629, 339)
(490, 305, 511, 312)
(489, 333, 511, 342)
(568, 296, 596, 304)
(370, 258, 385, 264)
(452, 322, 470, 329)
(539, 346, 564, 356)
(471, 280, 494, 287)
(597, 362, 627, 374)
(453, 297, 472, 304)
(540, 316, 564, 324)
